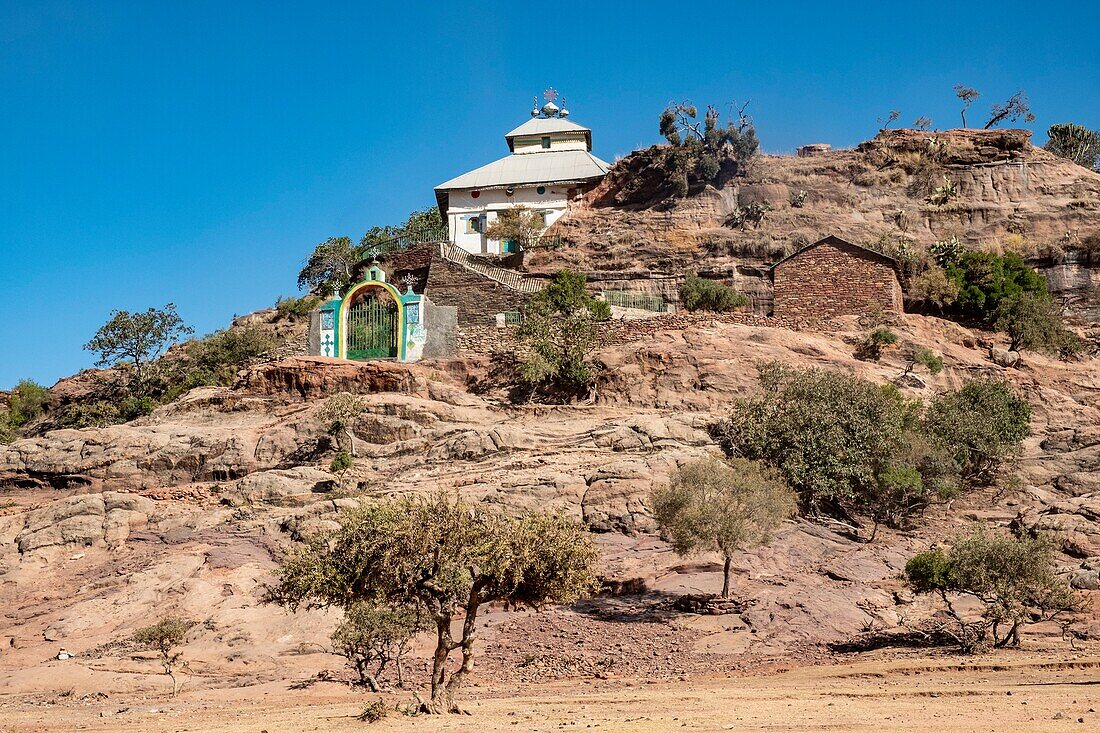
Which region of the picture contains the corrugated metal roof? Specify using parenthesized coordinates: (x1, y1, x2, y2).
(435, 149, 611, 190)
(504, 117, 591, 139)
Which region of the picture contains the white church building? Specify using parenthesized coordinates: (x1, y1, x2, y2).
(434, 90, 610, 255)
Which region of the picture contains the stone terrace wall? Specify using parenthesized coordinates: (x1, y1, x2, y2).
(425, 255, 532, 326)
(772, 240, 902, 319)
(454, 311, 805, 355)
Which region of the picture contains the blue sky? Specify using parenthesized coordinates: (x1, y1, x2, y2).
(2, 0, 1098, 388)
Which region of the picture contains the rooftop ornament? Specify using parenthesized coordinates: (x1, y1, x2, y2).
(532, 87, 569, 118)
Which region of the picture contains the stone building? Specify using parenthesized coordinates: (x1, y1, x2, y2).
(771, 235, 903, 319)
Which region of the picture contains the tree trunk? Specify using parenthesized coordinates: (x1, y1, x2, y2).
(721, 555, 732, 598)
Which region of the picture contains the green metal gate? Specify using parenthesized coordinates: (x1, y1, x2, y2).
(346, 294, 398, 359)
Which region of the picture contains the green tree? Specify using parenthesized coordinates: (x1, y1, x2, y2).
(298, 236, 360, 295)
(331, 601, 427, 691)
(1044, 123, 1100, 169)
(484, 206, 546, 250)
(994, 291, 1082, 354)
(265, 494, 599, 714)
(516, 271, 610, 396)
(84, 304, 193, 394)
(923, 378, 1031, 484)
(678, 274, 748, 312)
(132, 616, 197, 696)
(651, 457, 796, 597)
(658, 101, 759, 195)
(906, 526, 1079, 651)
(7, 380, 50, 427)
(945, 251, 1049, 320)
(908, 265, 960, 312)
(717, 363, 917, 512)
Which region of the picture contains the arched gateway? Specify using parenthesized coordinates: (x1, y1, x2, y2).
(308, 263, 443, 363)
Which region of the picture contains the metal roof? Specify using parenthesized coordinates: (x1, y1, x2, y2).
(504, 116, 591, 139)
(434, 149, 610, 191)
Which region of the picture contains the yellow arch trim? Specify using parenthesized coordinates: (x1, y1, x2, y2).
(338, 280, 405, 360)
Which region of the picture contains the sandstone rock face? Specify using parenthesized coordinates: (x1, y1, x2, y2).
(536, 129, 1100, 320)
(1, 491, 154, 558)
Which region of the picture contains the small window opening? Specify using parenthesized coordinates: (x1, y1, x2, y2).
(541, 136, 551, 149)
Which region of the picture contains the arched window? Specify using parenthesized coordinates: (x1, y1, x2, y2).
(466, 216, 481, 234)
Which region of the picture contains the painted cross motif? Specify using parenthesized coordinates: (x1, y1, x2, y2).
(402, 273, 417, 293)
(321, 333, 334, 356)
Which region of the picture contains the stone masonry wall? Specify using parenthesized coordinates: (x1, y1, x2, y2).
(772, 241, 902, 319)
(424, 254, 532, 325)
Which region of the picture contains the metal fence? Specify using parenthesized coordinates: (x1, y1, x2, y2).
(360, 225, 451, 257)
(601, 290, 668, 313)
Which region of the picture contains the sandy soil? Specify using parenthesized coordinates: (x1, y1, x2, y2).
(2, 651, 1098, 733)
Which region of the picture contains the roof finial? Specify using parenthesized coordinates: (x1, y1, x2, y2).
(540, 87, 560, 118)
(531, 97, 539, 117)
(559, 97, 569, 118)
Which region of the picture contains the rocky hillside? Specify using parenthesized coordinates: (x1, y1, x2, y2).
(534, 129, 1100, 318)
(1, 314, 1098, 700)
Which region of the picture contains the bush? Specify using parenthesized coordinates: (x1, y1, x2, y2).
(332, 601, 427, 690)
(358, 699, 389, 723)
(906, 526, 1080, 651)
(945, 251, 1048, 320)
(265, 494, 600, 714)
(908, 265, 960, 312)
(516, 270, 610, 396)
(132, 616, 197, 696)
(993, 292, 1082, 354)
(923, 378, 1031, 484)
(651, 457, 796, 597)
(162, 324, 284, 400)
(716, 365, 1029, 529)
(56, 400, 122, 429)
(329, 450, 353, 473)
(8, 380, 50, 427)
(119, 396, 156, 422)
(679, 274, 747, 312)
(856, 327, 899, 361)
(0, 410, 17, 445)
(659, 102, 758, 195)
(275, 295, 320, 320)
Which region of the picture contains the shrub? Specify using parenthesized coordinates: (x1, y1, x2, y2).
(0, 410, 17, 445)
(132, 616, 197, 696)
(856, 327, 899, 361)
(717, 365, 1028, 529)
(164, 324, 284, 399)
(332, 601, 427, 690)
(275, 295, 320, 320)
(7, 380, 50, 427)
(923, 378, 1031, 484)
(358, 699, 389, 723)
(651, 457, 797, 597)
(789, 189, 807, 208)
(945, 251, 1048, 320)
(899, 347, 944, 378)
(484, 206, 546, 250)
(265, 494, 600, 714)
(329, 450, 353, 473)
(679, 274, 747, 312)
(119, 396, 156, 422)
(908, 265, 960, 312)
(993, 292, 1082, 354)
(56, 400, 122, 429)
(906, 526, 1079, 651)
(716, 363, 917, 512)
(658, 102, 758, 195)
(516, 270, 610, 396)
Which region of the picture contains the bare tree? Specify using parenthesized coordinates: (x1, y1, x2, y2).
(984, 91, 1035, 129)
(953, 85, 980, 128)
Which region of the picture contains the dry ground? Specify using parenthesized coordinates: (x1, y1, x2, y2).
(1, 651, 1098, 732)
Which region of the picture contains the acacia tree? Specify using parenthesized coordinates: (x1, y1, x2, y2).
(651, 457, 797, 598)
(265, 494, 599, 714)
(132, 616, 197, 696)
(984, 90, 1035, 129)
(906, 526, 1080, 651)
(84, 304, 193, 394)
(954, 85, 980, 128)
(994, 292, 1081, 354)
(1044, 123, 1100, 169)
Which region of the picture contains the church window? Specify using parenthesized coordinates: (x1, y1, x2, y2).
(541, 136, 551, 149)
(466, 217, 481, 234)
(536, 186, 546, 195)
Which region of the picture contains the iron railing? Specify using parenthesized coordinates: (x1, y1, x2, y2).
(601, 290, 668, 312)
